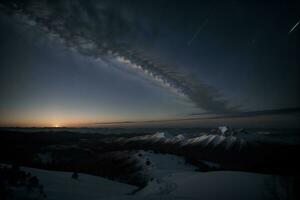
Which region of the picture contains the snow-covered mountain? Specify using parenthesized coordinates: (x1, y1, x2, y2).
(112, 129, 251, 152)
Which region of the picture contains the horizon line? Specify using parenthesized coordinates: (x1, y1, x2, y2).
(0, 107, 299, 128)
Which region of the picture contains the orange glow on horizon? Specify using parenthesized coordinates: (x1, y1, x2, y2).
(0, 117, 127, 128)
(0, 119, 89, 128)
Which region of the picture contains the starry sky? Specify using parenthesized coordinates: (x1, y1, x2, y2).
(0, 0, 299, 128)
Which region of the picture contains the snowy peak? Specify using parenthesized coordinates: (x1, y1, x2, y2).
(218, 126, 229, 134)
(151, 132, 173, 139)
(175, 134, 185, 140)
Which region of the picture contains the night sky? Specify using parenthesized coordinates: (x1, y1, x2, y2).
(0, 0, 299, 127)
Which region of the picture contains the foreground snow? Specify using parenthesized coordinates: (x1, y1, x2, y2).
(145, 171, 278, 200)
(131, 151, 286, 200)
(0, 164, 137, 200)
(2, 151, 289, 200)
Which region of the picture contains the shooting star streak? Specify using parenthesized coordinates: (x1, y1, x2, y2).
(187, 4, 217, 46)
(188, 18, 210, 46)
(289, 20, 300, 34)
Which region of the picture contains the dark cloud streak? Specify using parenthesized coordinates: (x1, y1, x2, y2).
(91, 107, 300, 126)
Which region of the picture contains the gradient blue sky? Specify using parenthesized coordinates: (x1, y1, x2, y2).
(0, 0, 299, 127)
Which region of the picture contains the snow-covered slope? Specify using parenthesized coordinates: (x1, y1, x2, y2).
(130, 151, 288, 200)
(2, 154, 290, 200)
(155, 171, 286, 200)
(14, 166, 137, 200)
(134, 150, 196, 178)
